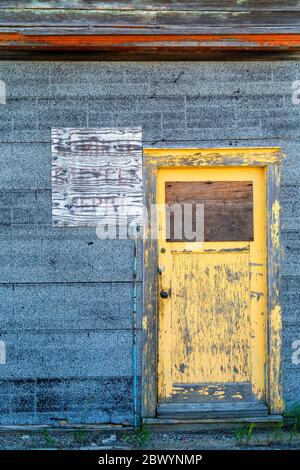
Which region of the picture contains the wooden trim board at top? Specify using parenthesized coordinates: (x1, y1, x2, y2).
(1, 34, 300, 53)
(142, 147, 283, 419)
(144, 147, 282, 167)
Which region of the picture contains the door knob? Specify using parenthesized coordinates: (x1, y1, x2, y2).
(160, 290, 169, 299)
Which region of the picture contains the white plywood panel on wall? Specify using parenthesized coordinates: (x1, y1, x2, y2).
(51, 127, 143, 229)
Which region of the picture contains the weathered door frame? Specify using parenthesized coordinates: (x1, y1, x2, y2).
(142, 147, 283, 419)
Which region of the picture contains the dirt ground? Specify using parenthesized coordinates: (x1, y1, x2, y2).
(0, 427, 299, 450)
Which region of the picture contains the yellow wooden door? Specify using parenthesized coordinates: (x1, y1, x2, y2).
(157, 166, 267, 416)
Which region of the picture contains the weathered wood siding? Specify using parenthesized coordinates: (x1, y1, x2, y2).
(51, 127, 142, 228)
(1, 1, 300, 33)
(1, 1, 300, 53)
(1, 7, 300, 33)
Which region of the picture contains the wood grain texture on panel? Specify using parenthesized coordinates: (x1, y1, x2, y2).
(1, 4, 300, 33)
(51, 127, 142, 228)
(2, 2, 300, 42)
(165, 180, 253, 242)
(3, 2, 300, 11)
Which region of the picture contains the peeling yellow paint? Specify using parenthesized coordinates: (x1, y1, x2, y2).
(170, 251, 251, 385)
(157, 165, 267, 404)
(269, 304, 284, 413)
(271, 199, 281, 249)
(232, 394, 243, 400)
(145, 147, 282, 167)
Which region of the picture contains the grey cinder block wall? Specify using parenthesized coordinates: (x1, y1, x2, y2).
(0, 61, 299, 425)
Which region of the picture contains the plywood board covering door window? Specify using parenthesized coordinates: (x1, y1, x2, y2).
(165, 180, 254, 242)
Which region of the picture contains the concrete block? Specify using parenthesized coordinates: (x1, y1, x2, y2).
(0, 285, 14, 322)
(0, 379, 36, 395)
(281, 140, 300, 185)
(87, 111, 113, 128)
(0, 330, 134, 379)
(88, 96, 138, 114)
(50, 63, 125, 88)
(281, 184, 300, 230)
(110, 410, 133, 425)
(137, 95, 184, 113)
(0, 282, 142, 331)
(15, 144, 50, 190)
(125, 62, 274, 87)
(282, 323, 300, 369)
(0, 62, 51, 98)
(0, 379, 36, 417)
(12, 208, 38, 226)
(221, 62, 273, 83)
(162, 111, 185, 130)
(112, 111, 162, 137)
(235, 107, 283, 124)
(36, 377, 132, 413)
(37, 97, 88, 130)
(280, 323, 300, 405)
(281, 276, 300, 323)
(184, 127, 240, 141)
(92, 239, 134, 282)
(245, 81, 291, 96)
(283, 372, 300, 406)
(186, 110, 236, 129)
(261, 117, 300, 139)
(282, 235, 300, 277)
(124, 62, 197, 85)
(0, 143, 51, 189)
(11, 395, 35, 414)
(186, 93, 286, 112)
(0, 396, 11, 414)
(272, 62, 300, 81)
(0, 208, 11, 226)
(8, 97, 38, 131)
(0, 108, 13, 134)
(0, 145, 12, 189)
(93, 83, 151, 97)
(0, 224, 60, 240)
(124, 63, 184, 84)
(0, 238, 134, 283)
